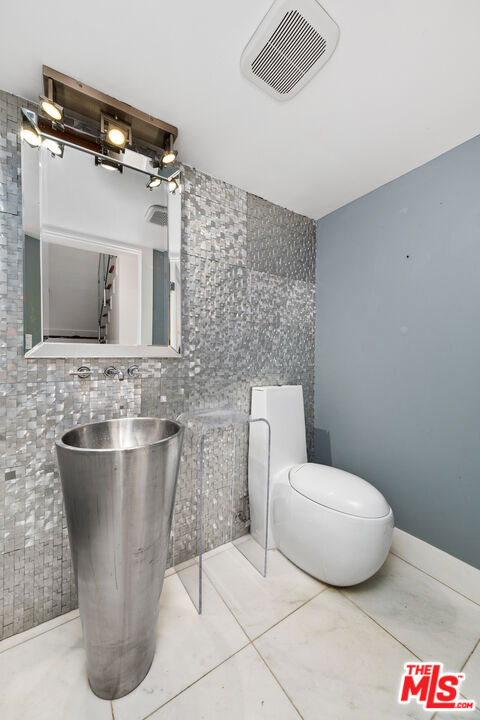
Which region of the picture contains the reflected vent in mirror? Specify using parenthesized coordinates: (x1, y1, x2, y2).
(145, 204, 168, 226)
(241, 0, 339, 100)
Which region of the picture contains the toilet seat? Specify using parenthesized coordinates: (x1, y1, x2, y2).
(289, 463, 390, 519)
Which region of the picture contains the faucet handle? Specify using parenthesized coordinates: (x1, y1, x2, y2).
(69, 365, 92, 379)
(127, 365, 154, 378)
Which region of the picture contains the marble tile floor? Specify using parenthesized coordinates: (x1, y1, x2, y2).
(0, 537, 479, 720)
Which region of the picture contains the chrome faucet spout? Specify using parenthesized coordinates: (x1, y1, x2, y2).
(104, 366, 125, 381)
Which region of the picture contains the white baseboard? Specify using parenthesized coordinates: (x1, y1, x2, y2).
(391, 528, 480, 606)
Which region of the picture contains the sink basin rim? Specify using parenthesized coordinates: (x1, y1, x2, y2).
(56, 417, 183, 453)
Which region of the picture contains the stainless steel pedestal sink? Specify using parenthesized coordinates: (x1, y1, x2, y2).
(56, 417, 184, 700)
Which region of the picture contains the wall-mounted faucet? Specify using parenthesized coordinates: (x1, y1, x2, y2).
(127, 365, 140, 378)
(104, 366, 125, 381)
(69, 365, 147, 381)
(69, 366, 92, 379)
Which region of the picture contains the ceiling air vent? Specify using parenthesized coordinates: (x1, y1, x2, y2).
(145, 204, 168, 226)
(240, 0, 339, 100)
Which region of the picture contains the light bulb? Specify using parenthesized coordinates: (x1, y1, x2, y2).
(168, 179, 178, 193)
(162, 149, 177, 165)
(106, 127, 127, 147)
(21, 126, 41, 147)
(43, 138, 63, 156)
(95, 156, 123, 173)
(147, 176, 162, 189)
(41, 99, 63, 122)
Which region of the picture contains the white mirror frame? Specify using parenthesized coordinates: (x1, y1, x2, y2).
(22, 135, 182, 359)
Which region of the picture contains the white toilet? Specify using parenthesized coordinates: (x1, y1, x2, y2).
(248, 385, 394, 586)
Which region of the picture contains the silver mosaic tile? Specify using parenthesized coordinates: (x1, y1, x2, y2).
(247, 192, 316, 282)
(182, 194, 247, 266)
(182, 165, 247, 215)
(0, 89, 316, 639)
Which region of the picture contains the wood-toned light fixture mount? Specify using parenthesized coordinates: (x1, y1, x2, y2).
(42, 66, 178, 154)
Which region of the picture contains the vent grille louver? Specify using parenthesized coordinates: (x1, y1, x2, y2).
(241, 0, 339, 100)
(251, 11, 327, 94)
(145, 204, 168, 226)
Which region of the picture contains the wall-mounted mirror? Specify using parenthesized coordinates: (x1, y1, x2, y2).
(22, 127, 181, 358)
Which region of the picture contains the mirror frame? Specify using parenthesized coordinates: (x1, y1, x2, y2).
(21, 114, 182, 359)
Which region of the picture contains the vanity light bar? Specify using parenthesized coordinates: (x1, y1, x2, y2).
(39, 77, 64, 123)
(101, 113, 133, 150)
(21, 109, 181, 184)
(161, 134, 178, 165)
(42, 66, 178, 151)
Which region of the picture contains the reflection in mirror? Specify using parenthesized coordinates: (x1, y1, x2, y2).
(43, 244, 115, 344)
(22, 136, 181, 357)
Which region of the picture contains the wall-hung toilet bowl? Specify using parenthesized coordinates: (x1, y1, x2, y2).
(272, 463, 393, 586)
(248, 385, 394, 587)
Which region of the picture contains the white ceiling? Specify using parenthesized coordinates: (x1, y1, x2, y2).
(2, 0, 480, 219)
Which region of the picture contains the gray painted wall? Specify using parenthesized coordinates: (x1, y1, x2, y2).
(315, 134, 480, 569)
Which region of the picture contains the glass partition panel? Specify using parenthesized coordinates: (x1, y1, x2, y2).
(175, 409, 270, 613)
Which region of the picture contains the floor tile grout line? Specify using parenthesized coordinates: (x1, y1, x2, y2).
(173, 542, 233, 577)
(135, 562, 251, 720)
(459, 692, 480, 706)
(460, 636, 480, 672)
(0, 612, 80, 655)
(201, 544, 327, 643)
(138, 642, 251, 720)
(251, 586, 328, 643)
(390, 550, 480, 609)
(138, 552, 320, 719)
(251, 642, 304, 719)
(340, 588, 473, 718)
(337, 588, 424, 661)
(15, 542, 477, 716)
(203, 552, 327, 644)
(109, 578, 480, 720)
(200, 561, 253, 640)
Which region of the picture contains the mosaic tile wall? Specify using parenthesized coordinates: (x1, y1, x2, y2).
(0, 89, 316, 639)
